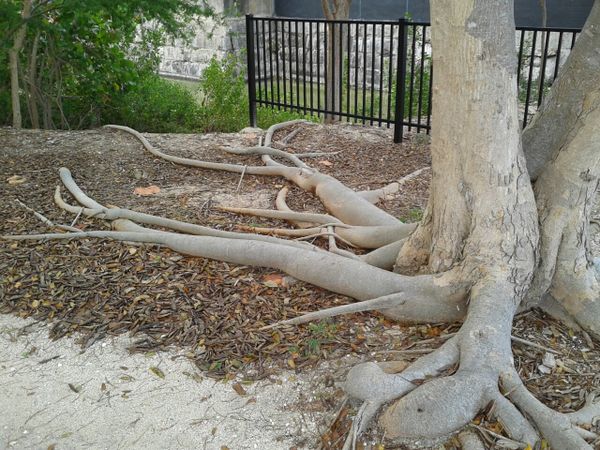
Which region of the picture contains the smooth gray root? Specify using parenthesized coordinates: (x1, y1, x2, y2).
(2, 229, 466, 324)
(501, 369, 596, 449)
(54, 186, 320, 252)
(357, 167, 431, 204)
(104, 124, 401, 227)
(457, 431, 485, 450)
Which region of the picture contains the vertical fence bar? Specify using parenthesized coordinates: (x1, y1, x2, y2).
(346, 22, 351, 122)
(369, 23, 376, 125)
(302, 21, 307, 114)
(288, 20, 294, 107)
(570, 32, 577, 49)
(255, 18, 262, 105)
(426, 64, 433, 134)
(317, 23, 321, 116)
(537, 31, 551, 107)
(416, 25, 426, 131)
(274, 19, 281, 109)
(281, 20, 287, 109)
(334, 22, 344, 118)
(386, 23, 394, 127)
(553, 31, 564, 80)
(407, 24, 417, 131)
(295, 20, 300, 112)
(309, 21, 314, 114)
(245, 14, 257, 127)
(268, 19, 274, 104)
(331, 22, 336, 117)
(324, 23, 328, 119)
(354, 22, 359, 123)
(523, 30, 538, 127)
(377, 23, 385, 125)
(362, 22, 367, 124)
(261, 19, 268, 101)
(394, 18, 407, 143)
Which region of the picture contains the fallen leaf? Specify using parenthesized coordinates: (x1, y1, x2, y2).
(149, 366, 165, 379)
(263, 274, 284, 286)
(232, 382, 247, 396)
(134, 185, 160, 196)
(68, 383, 81, 393)
(318, 160, 333, 166)
(6, 175, 26, 184)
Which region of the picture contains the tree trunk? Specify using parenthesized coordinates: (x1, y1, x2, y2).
(321, 0, 351, 123)
(25, 31, 41, 129)
(5, 0, 600, 447)
(9, 0, 33, 129)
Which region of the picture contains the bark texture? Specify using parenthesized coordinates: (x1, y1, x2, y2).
(321, 0, 351, 123)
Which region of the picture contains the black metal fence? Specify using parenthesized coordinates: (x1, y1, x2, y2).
(245, 15, 581, 143)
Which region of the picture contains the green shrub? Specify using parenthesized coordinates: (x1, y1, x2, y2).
(197, 55, 316, 133)
(197, 55, 248, 132)
(109, 75, 203, 133)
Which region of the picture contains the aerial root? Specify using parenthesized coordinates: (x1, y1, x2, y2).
(490, 392, 540, 444)
(340, 338, 460, 444)
(236, 221, 416, 250)
(357, 167, 431, 204)
(274, 186, 317, 228)
(217, 204, 343, 226)
(261, 292, 411, 329)
(55, 169, 320, 251)
(500, 370, 598, 449)
(16, 199, 80, 232)
(105, 123, 400, 228)
(222, 144, 309, 168)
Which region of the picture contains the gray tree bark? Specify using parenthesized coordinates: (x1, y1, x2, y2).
(321, 0, 351, 123)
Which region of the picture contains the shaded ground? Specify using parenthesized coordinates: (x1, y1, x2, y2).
(1, 123, 599, 449)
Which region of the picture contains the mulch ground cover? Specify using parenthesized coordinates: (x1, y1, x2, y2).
(1, 123, 599, 448)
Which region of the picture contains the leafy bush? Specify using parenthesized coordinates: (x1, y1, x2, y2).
(197, 55, 248, 132)
(197, 55, 316, 132)
(109, 75, 203, 133)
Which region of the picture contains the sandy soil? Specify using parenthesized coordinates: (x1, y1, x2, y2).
(0, 313, 353, 450)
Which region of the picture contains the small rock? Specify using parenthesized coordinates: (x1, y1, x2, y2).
(542, 352, 556, 369)
(538, 364, 552, 375)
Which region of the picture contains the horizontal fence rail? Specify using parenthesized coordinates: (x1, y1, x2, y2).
(246, 15, 581, 143)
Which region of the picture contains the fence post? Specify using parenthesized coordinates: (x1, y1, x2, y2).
(393, 18, 408, 143)
(246, 14, 257, 127)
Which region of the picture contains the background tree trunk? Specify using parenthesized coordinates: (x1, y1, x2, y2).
(9, 0, 33, 129)
(321, 0, 351, 123)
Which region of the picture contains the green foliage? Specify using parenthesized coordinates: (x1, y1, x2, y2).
(110, 75, 203, 133)
(197, 55, 248, 132)
(1, 0, 218, 129)
(197, 55, 315, 133)
(399, 207, 423, 223)
(304, 320, 338, 356)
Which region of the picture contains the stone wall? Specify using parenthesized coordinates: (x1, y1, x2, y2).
(158, 0, 272, 80)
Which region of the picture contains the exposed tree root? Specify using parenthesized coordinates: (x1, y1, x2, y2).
(273, 186, 315, 228)
(236, 221, 416, 249)
(357, 167, 430, 204)
(4, 119, 599, 449)
(457, 431, 485, 450)
(104, 123, 400, 227)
